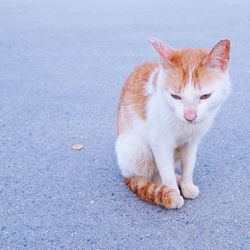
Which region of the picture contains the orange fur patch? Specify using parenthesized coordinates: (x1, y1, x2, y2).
(164, 48, 227, 92)
(164, 49, 207, 91)
(117, 62, 159, 135)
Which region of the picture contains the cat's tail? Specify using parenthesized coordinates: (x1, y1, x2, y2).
(124, 176, 183, 209)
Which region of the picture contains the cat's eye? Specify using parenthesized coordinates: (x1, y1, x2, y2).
(171, 94, 182, 100)
(200, 94, 212, 100)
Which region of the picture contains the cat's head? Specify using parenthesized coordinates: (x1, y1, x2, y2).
(150, 37, 231, 124)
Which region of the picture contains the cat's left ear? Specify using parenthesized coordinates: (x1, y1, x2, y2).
(205, 39, 231, 72)
(149, 37, 176, 69)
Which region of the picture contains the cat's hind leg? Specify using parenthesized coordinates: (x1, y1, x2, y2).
(115, 132, 155, 179)
(116, 131, 184, 209)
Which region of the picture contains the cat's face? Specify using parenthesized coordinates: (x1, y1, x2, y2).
(163, 58, 230, 123)
(150, 38, 230, 123)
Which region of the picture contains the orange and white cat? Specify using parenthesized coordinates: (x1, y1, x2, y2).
(116, 37, 230, 209)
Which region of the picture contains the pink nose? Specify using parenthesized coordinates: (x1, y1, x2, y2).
(184, 109, 197, 122)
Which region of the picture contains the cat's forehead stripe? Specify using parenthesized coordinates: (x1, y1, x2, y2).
(187, 66, 195, 87)
(163, 48, 212, 92)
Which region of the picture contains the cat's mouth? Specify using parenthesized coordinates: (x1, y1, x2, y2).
(181, 115, 203, 124)
(184, 116, 206, 125)
(185, 120, 198, 125)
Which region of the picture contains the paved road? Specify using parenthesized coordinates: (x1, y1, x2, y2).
(0, 0, 249, 249)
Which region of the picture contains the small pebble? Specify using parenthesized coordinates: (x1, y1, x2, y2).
(72, 144, 84, 150)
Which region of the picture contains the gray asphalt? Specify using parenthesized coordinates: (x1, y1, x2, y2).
(0, 0, 249, 249)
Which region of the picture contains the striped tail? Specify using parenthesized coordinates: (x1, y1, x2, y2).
(124, 176, 184, 209)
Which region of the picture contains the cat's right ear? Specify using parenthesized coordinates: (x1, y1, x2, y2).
(149, 37, 176, 69)
(205, 39, 230, 72)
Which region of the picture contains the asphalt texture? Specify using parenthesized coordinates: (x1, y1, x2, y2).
(0, 0, 249, 249)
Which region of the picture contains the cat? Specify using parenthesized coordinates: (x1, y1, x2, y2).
(116, 37, 230, 209)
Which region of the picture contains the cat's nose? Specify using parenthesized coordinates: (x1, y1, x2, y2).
(184, 109, 197, 122)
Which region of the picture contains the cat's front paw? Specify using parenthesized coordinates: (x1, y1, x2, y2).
(162, 189, 184, 209)
(180, 183, 199, 199)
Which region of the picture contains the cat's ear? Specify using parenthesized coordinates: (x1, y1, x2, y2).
(205, 39, 230, 72)
(149, 37, 176, 69)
